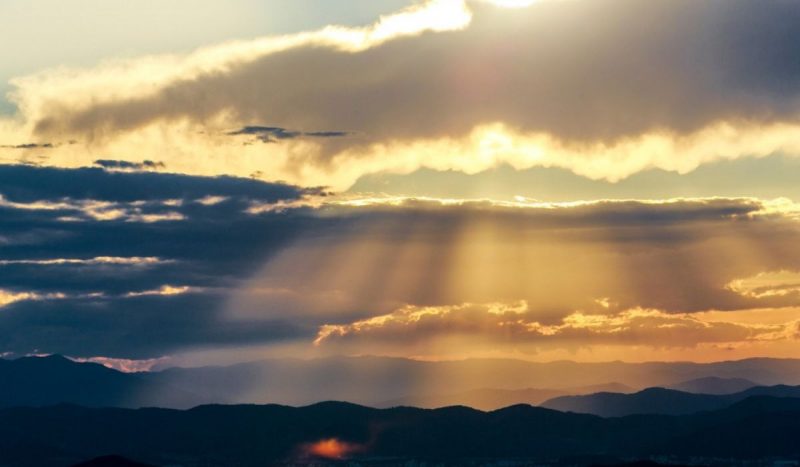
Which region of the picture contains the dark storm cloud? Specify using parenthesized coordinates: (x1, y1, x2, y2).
(0, 294, 303, 359)
(0, 164, 319, 203)
(0, 164, 326, 357)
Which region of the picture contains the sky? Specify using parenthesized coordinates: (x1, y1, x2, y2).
(1, 0, 800, 370)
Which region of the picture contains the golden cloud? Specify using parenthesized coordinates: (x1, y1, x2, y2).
(314, 301, 800, 356)
(727, 271, 800, 300)
(3, 0, 800, 189)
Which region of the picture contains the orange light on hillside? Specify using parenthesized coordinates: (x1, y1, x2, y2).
(305, 438, 362, 459)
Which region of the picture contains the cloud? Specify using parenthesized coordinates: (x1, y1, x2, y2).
(94, 159, 166, 171)
(228, 195, 800, 341)
(0, 165, 322, 357)
(0, 193, 187, 223)
(0, 164, 317, 203)
(0, 256, 163, 266)
(727, 271, 800, 300)
(0, 289, 57, 308)
(313, 301, 798, 356)
(0, 285, 198, 309)
(228, 126, 351, 143)
(67, 355, 171, 373)
(3, 0, 800, 189)
(2, 163, 800, 359)
(124, 285, 197, 298)
(0, 143, 53, 150)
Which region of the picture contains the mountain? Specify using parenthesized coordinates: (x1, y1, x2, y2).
(541, 385, 800, 416)
(380, 387, 567, 410)
(147, 356, 800, 407)
(72, 456, 156, 467)
(1, 397, 800, 466)
(0, 355, 206, 409)
(379, 383, 635, 410)
(3, 355, 800, 410)
(667, 376, 759, 395)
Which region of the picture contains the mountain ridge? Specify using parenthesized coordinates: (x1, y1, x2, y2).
(2, 396, 800, 466)
(541, 384, 800, 416)
(5, 354, 800, 410)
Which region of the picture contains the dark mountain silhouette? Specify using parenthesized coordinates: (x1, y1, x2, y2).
(0, 355, 206, 409)
(666, 376, 759, 394)
(72, 456, 156, 467)
(541, 384, 800, 416)
(590, 463, 693, 467)
(380, 383, 635, 410)
(1, 397, 800, 466)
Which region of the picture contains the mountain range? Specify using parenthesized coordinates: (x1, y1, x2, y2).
(665, 376, 759, 395)
(378, 383, 635, 410)
(4, 355, 800, 465)
(0, 355, 205, 409)
(1, 354, 798, 410)
(2, 397, 800, 466)
(540, 384, 800, 416)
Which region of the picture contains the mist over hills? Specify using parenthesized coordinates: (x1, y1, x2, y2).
(3, 354, 800, 410)
(0, 355, 206, 409)
(665, 376, 760, 395)
(378, 383, 635, 411)
(2, 397, 800, 466)
(541, 385, 800, 417)
(146, 354, 800, 408)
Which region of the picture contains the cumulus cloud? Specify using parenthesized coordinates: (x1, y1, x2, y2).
(2, 0, 800, 189)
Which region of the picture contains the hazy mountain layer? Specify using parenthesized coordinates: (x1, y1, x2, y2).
(541, 385, 800, 416)
(4, 355, 800, 410)
(379, 383, 635, 410)
(147, 355, 800, 406)
(666, 376, 760, 395)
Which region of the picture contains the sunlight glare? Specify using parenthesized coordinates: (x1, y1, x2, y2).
(482, 0, 539, 8)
